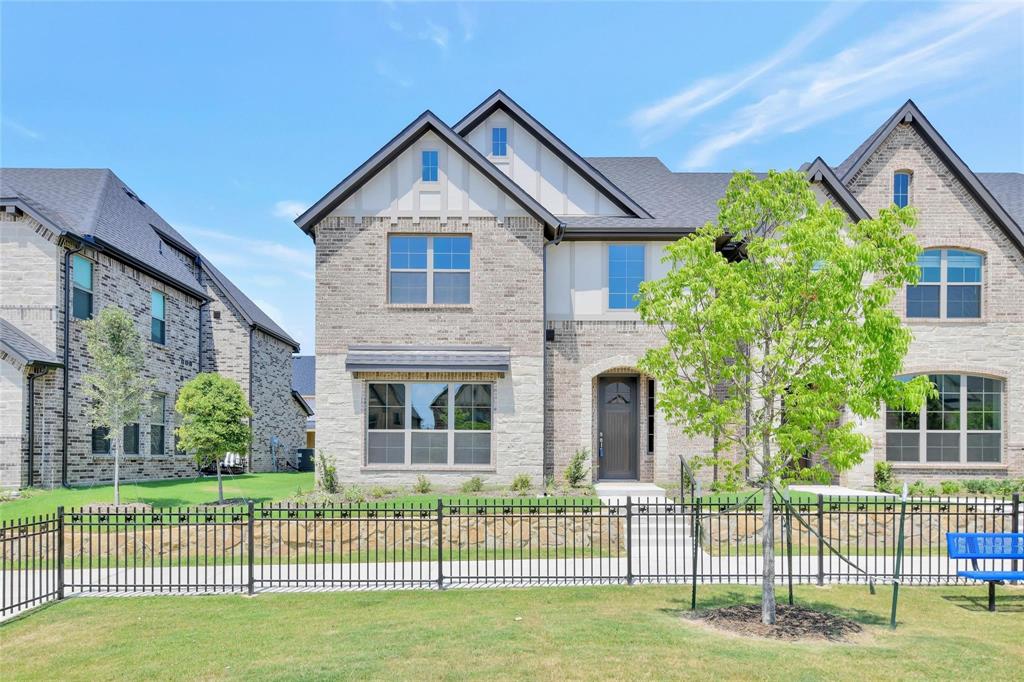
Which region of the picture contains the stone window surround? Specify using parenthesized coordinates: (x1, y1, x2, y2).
(383, 227, 474, 310)
(903, 244, 988, 324)
(357, 371, 501, 474)
(885, 366, 1009, 470)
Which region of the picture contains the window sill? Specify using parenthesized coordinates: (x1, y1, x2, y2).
(889, 462, 1006, 469)
(360, 465, 496, 474)
(384, 304, 473, 311)
(904, 318, 986, 325)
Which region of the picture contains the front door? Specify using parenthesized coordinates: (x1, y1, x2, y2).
(598, 376, 638, 480)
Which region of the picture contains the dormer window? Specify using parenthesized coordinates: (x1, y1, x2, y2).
(421, 150, 439, 182)
(893, 171, 911, 208)
(491, 127, 508, 157)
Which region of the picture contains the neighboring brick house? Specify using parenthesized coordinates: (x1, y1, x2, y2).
(298, 91, 1022, 488)
(0, 168, 309, 489)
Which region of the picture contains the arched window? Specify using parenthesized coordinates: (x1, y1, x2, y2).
(893, 171, 911, 208)
(907, 249, 982, 319)
(886, 374, 1002, 464)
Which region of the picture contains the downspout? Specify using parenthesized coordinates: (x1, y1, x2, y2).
(248, 326, 254, 472)
(196, 257, 206, 369)
(26, 366, 48, 487)
(541, 222, 566, 480)
(61, 240, 85, 488)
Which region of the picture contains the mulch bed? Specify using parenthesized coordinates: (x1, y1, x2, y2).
(687, 604, 863, 642)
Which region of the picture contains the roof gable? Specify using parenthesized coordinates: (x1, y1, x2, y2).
(836, 100, 1024, 252)
(453, 91, 652, 220)
(804, 158, 870, 221)
(295, 111, 563, 238)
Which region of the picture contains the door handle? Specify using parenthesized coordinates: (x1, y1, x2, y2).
(598, 431, 604, 458)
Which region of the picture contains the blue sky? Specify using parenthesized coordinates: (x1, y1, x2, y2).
(3, 1, 1022, 353)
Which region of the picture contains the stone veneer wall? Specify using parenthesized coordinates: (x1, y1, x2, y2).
(545, 320, 718, 487)
(844, 122, 1024, 485)
(250, 329, 306, 471)
(315, 216, 545, 485)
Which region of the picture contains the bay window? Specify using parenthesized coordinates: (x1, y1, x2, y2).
(886, 374, 1003, 464)
(367, 382, 492, 467)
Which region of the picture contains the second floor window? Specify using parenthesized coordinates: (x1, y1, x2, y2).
(72, 255, 93, 320)
(893, 171, 911, 208)
(421, 150, 439, 182)
(151, 290, 166, 344)
(389, 235, 470, 305)
(491, 127, 507, 157)
(608, 244, 645, 309)
(906, 249, 982, 319)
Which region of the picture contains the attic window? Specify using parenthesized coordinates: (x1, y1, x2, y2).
(213, 310, 221, 320)
(491, 127, 507, 157)
(421, 150, 439, 183)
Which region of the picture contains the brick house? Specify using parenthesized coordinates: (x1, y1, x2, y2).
(0, 168, 311, 489)
(298, 92, 1023, 488)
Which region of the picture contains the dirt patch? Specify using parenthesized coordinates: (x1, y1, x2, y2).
(686, 604, 863, 642)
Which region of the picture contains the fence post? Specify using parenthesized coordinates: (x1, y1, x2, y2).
(625, 496, 633, 585)
(247, 501, 255, 595)
(436, 498, 444, 590)
(56, 506, 65, 600)
(1013, 493, 1020, 581)
(690, 497, 699, 610)
(816, 494, 824, 587)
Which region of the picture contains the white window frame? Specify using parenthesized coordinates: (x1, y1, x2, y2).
(365, 381, 494, 468)
(421, 149, 439, 183)
(885, 373, 1003, 464)
(388, 235, 471, 305)
(606, 242, 647, 311)
(907, 248, 984, 320)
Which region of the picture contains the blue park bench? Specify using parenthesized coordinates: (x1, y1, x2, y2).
(946, 532, 1024, 611)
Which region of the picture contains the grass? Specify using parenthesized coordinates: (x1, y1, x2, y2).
(0, 473, 315, 522)
(2, 584, 1021, 680)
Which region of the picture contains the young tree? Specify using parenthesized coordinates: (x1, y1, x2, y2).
(637, 170, 932, 625)
(83, 306, 152, 505)
(175, 373, 251, 504)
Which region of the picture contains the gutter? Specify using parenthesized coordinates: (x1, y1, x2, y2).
(248, 326, 254, 472)
(61, 239, 85, 488)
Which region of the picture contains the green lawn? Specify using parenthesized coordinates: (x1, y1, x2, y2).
(0, 473, 315, 522)
(1, 585, 1020, 680)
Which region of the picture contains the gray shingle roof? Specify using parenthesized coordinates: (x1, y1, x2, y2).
(345, 345, 511, 374)
(292, 355, 316, 395)
(1, 168, 299, 350)
(0, 317, 61, 367)
(978, 173, 1024, 228)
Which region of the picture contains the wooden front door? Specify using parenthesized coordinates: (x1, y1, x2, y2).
(598, 376, 638, 480)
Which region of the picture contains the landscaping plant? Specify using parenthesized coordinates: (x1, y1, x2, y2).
(317, 451, 338, 494)
(175, 373, 252, 504)
(510, 474, 532, 494)
(82, 306, 153, 506)
(637, 170, 932, 624)
(460, 476, 485, 494)
(564, 448, 591, 488)
(413, 474, 432, 494)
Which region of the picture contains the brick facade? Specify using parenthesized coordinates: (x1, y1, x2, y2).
(314, 215, 545, 485)
(843, 123, 1024, 485)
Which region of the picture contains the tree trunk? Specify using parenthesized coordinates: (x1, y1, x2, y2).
(216, 459, 224, 504)
(112, 432, 121, 506)
(761, 476, 777, 625)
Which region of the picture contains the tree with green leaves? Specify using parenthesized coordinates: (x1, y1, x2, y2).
(83, 306, 153, 505)
(637, 170, 933, 625)
(175, 373, 252, 504)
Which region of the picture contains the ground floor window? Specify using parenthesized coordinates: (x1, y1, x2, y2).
(367, 382, 492, 467)
(886, 374, 1002, 464)
(150, 394, 166, 455)
(91, 426, 110, 454)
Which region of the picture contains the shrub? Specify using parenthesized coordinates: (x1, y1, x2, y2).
(940, 480, 962, 495)
(370, 485, 393, 499)
(874, 462, 895, 492)
(316, 452, 338, 494)
(510, 474, 532, 494)
(565, 448, 591, 488)
(460, 476, 485, 493)
(413, 474, 431, 494)
(342, 485, 365, 504)
(994, 479, 1015, 497)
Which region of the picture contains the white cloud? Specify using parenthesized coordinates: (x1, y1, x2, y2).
(2, 118, 43, 140)
(375, 59, 413, 88)
(630, 3, 1022, 170)
(629, 2, 856, 144)
(419, 20, 449, 50)
(272, 200, 307, 220)
(457, 3, 476, 42)
(177, 224, 314, 280)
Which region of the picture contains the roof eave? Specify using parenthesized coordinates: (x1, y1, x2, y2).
(804, 158, 871, 221)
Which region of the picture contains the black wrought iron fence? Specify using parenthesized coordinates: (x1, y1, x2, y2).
(1, 494, 1020, 617)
